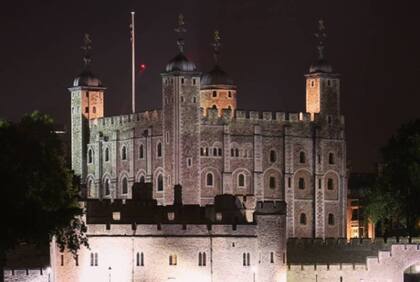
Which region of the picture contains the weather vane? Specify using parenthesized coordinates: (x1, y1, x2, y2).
(212, 30, 221, 64)
(314, 19, 327, 60)
(81, 33, 92, 67)
(174, 14, 186, 53)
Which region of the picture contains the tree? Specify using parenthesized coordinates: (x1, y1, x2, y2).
(0, 112, 88, 282)
(364, 119, 420, 237)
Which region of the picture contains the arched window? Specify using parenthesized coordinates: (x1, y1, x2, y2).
(269, 176, 276, 189)
(104, 147, 109, 162)
(231, 148, 234, 157)
(235, 148, 239, 157)
(298, 177, 305, 189)
(88, 148, 93, 164)
(238, 173, 245, 188)
(157, 174, 163, 191)
(300, 213, 307, 225)
(328, 213, 335, 225)
(121, 146, 127, 160)
(329, 153, 335, 164)
(299, 151, 306, 164)
(206, 173, 214, 187)
(213, 148, 218, 156)
(157, 142, 162, 158)
(139, 144, 144, 159)
(270, 150, 276, 163)
(327, 178, 334, 190)
(104, 178, 110, 196)
(122, 177, 128, 194)
(139, 176, 145, 183)
(218, 148, 222, 156)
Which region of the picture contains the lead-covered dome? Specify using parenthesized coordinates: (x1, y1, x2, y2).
(165, 53, 197, 73)
(201, 65, 235, 88)
(73, 69, 102, 87)
(309, 59, 333, 74)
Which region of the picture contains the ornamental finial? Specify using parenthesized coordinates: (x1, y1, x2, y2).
(81, 33, 92, 68)
(212, 30, 222, 65)
(174, 14, 186, 53)
(314, 19, 327, 60)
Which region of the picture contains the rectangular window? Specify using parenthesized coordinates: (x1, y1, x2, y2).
(270, 252, 274, 263)
(60, 254, 64, 266)
(288, 177, 291, 188)
(75, 255, 79, 266)
(187, 158, 192, 167)
(169, 255, 177, 266)
(166, 131, 170, 144)
(85, 107, 89, 113)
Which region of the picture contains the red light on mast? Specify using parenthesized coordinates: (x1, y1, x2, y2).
(139, 64, 146, 72)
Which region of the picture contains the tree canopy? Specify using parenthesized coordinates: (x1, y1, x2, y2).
(0, 112, 87, 274)
(364, 119, 420, 237)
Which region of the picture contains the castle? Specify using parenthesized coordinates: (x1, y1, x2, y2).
(4, 17, 420, 282)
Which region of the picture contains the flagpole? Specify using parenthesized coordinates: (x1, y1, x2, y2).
(131, 11, 136, 113)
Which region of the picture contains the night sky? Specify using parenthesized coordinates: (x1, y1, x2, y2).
(0, 0, 418, 172)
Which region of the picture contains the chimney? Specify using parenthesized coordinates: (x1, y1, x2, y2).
(174, 185, 182, 206)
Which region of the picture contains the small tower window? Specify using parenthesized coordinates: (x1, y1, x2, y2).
(328, 213, 335, 225)
(88, 148, 93, 164)
(122, 177, 128, 194)
(327, 79, 331, 86)
(206, 172, 214, 187)
(121, 146, 127, 160)
(157, 142, 162, 158)
(270, 252, 274, 263)
(157, 174, 163, 192)
(228, 91, 232, 98)
(298, 177, 305, 189)
(235, 148, 239, 157)
(238, 173, 245, 188)
(92, 106, 96, 114)
(311, 80, 315, 87)
(269, 150, 277, 163)
(242, 252, 251, 266)
(136, 252, 144, 266)
(180, 96, 184, 102)
(198, 252, 207, 266)
(212, 91, 217, 97)
(181, 78, 185, 84)
(213, 148, 218, 156)
(269, 176, 276, 189)
(139, 144, 144, 159)
(218, 148, 223, 156)
(327, 178, 334, 190)
(169, 254, 177, 266)
(300, 213, 307, 225)
(104, 147, 109, 162)
(85, 107, 89, 113)
(328, 153, 335, 164)
(192, 96, 197, 103)
(192, 78, 196, 85)
(299, 151, 306, 164)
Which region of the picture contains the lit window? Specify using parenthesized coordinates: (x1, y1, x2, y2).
(122, 177, 128, 194)
(121, 146, 127, 160)
(298, 177, 305, 189)
(206, 173, 214, 187)
(328, 213, 335, 225)
(269, 176, 276, 189)
(300, 213, 307, 225)
(157, 174, 163, 192)
(169, 254, 177, 266)
(238, 173, 245, 188)
(299, 151, 306, 164)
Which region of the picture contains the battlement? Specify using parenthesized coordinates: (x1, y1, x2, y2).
(200, 108, 345, 126)
(86, 223, 257, 237)
(89, 110, 162, 129)
(255, 200, 287, 215)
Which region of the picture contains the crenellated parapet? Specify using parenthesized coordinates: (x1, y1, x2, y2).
(89, 110, 162, 131)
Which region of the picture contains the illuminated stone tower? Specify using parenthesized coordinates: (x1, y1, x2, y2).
(161, 15, 201, 204)
(69, 34, 105, 179)
(305, 20, 340, 119)
(200, 31, 237, 116)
